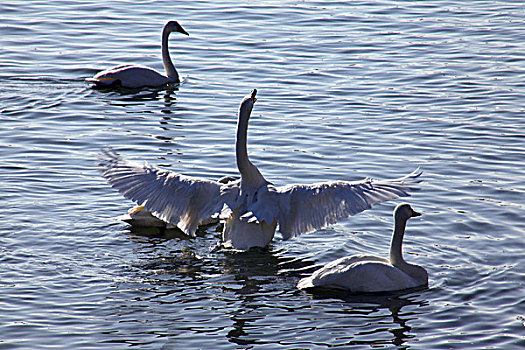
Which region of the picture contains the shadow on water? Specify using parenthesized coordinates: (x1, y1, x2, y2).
(89, 81, 180, 95)
(89, 83, 180, 111)
(126, 221, 216, 240)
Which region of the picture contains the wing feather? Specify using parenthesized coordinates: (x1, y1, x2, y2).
(277, 169, 422, 239)
(98, 148, 225, 235)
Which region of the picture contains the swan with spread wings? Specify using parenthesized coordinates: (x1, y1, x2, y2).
(99, 90, 421, 250)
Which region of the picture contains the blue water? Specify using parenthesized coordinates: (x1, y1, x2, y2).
(1, 1, 524, 348)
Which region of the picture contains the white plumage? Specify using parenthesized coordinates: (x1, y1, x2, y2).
(99, 90, 422, 251)
(297, 203, 428, 292)
(86, 21, 188, 88)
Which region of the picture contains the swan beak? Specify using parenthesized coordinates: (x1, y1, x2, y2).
(412, 210, 422, 217)
(251, 89, 257, 102)
(129, 205, 146, 214)
(178, 25, 189, 36)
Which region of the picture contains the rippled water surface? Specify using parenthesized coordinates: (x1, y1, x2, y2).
(1, 1, 524, 348)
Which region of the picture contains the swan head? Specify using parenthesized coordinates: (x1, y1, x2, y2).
(394, 203, 421, 222)
(239, 89, 258, 115)
(165, 21, 189, 36)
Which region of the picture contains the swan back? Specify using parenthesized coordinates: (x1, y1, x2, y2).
(299, 259, 423, 292)
(90, 66, 170, 88)
(297, 255, 389, 289)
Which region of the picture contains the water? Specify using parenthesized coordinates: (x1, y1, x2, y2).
(1, 0, 524, 348)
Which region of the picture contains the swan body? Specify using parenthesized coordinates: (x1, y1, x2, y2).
(297, 203, 428, 292)
(223, 207, 278, 249)
(99, 90, 422, 251)
(87, 21, 188, 88)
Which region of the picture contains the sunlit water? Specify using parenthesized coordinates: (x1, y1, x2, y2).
(1, 1, 524, 348)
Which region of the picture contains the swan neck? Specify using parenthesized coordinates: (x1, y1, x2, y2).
(236, 105, 264, 187)
(390, 217, 408, 267)
(162, 28, 179, 82)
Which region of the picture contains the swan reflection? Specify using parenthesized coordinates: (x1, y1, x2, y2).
(111, 232, 428, 348)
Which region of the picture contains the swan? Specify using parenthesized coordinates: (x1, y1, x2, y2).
(99, 90, 422, 251)
(86, 21, 188, 88)
(297, 203, 428, 292)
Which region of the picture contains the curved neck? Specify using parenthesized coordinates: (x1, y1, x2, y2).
(161, 28, 179, 82)
(390, 213, 427, 284)
(236, 105, 265, 188)
(390, 217, 408, 267)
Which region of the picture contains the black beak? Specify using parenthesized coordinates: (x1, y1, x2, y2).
(178, 25, 189, 36)
(412, 210, 422, 217)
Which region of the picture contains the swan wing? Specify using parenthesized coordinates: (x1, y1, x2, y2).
(333, 261, 420, 292)
(277, 169, 422, 239)
(98, 148, 227, 235)
(297, 255, 390, 289)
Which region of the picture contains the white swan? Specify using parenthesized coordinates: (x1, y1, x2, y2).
(99, 90, 422, 251)
(297, 203, 428, 292)
(86, 21, 188, 88)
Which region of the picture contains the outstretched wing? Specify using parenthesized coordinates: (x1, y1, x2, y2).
(276, 169, 422, 239)
(98, 148, 225, 235)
